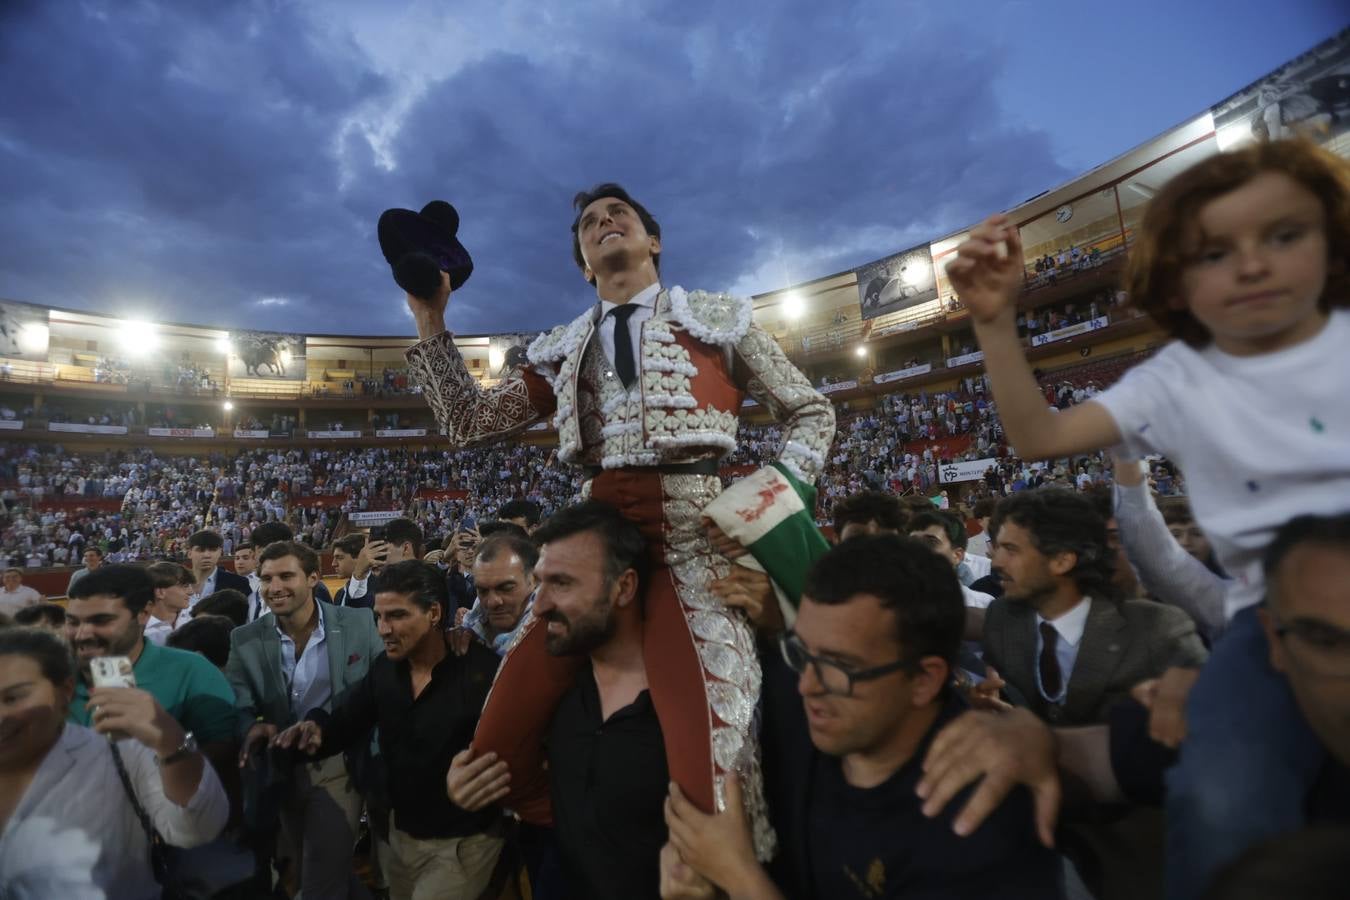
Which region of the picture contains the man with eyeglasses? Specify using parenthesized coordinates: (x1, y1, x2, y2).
(661, 533, 1062, 900)
(906, 513, 1350, 900)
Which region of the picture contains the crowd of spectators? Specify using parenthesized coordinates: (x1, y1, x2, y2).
(1, 348, 1170, 572)
(1029, 243, 1103, 283)
(40, 403, 140, 427)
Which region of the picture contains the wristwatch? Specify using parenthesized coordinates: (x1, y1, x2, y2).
(158, 731, 199, 766)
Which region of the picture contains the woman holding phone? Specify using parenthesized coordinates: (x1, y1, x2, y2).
(0, 628, 228, 900)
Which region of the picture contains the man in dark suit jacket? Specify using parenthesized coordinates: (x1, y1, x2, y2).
(225, 540, 383, 900)
(980, 490, 1207, 900)
(981, 490, 1208, 727)
(186, 528, 251, 607)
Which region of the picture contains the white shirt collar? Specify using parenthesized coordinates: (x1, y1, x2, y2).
(275, 599, 326, 644)
(1037, 596, 1092, 647)
(599, 282, 661, 316)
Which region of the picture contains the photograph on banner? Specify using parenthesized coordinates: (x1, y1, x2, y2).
(226, 330, 306, 380)
(1211, 28, 1349, 150)
(930, 233, 967, 308)
(488, 332, 541, 379)
(855, 242, 938, 321)
(0, 302, 50, 361)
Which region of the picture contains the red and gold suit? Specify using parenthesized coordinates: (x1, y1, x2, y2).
(405, 286, 834, 856)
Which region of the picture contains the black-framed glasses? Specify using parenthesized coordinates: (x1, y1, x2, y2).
(778, 630, 912, 697)
(1271, 616, 1350, 679)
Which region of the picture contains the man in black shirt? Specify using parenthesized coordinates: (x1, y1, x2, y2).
(448, 501, 666, 900)
(276, 560, 502, 899)
(664, 534, 1063, 899)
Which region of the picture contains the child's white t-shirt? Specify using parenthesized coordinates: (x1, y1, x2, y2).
(1092, 309, 1350, 619)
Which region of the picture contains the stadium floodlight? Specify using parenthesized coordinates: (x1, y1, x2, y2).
(783, 292, 805, 320)
(215, 335, 231, 354)
(222, 401, 234, 411)
(17, 323, 48, 355)
(118, 320, 159, 356)
(855, 345, 867, 358)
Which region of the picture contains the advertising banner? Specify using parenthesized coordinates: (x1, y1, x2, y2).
(48, 422, 128, 435)
(856, 243, 939, 321)
(375, 428, 428, 438)
(233, 429, 270, 438)
(946, 351, 984, 368)
(939, 457, 997, 484)
(0, 302, 50, 361)
(819, 380, 859, 395)
(148, 427, 215, 438)
(0, 419, 22, 430)
(307, 430, 362, 439)
(1030, 316, 1110, 348)
(347, 510, 406, 526)
(227, 331, 306, 380)
(1211, 29, 1350, 149)
(874, 363, 932, 385)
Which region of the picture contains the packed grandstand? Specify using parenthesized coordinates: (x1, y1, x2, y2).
(0, 181, 1179, 580)
(0, 47, 1337, 588)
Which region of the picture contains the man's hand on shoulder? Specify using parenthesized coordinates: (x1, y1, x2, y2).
(916, 707, 1060, 848)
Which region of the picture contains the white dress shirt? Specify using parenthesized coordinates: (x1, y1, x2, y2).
(961, 583, 995, 610)
(276, 602, 332, 720)
(0, 724, 227, 900)
(1034, 597, 1093, 704)
(188, 568, 219, 610)
(142, 611, 181, 646)
(0, 585, 42, 617)
(596, 281, 734, 376)
(598, 282, 662, 381)
(957, 552, 993, 586)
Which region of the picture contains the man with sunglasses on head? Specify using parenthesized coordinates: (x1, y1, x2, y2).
(662, 533, 1062, 900)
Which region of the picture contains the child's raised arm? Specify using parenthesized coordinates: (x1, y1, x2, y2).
(947, 214, 1122, 460)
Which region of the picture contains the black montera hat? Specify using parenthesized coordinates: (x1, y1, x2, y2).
(377, 200, 474, 301)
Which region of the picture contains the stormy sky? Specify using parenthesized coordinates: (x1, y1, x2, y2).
(0, 0, 1344, 336)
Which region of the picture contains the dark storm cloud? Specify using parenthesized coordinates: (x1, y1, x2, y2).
(350, 0, 1071, 333)
(0, 0, 1102, 335)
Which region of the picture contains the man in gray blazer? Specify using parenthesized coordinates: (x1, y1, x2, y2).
(225, 540, 383, 899)
(982, 490, 1208, 726)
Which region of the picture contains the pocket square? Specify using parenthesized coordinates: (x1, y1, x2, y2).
(347, 653, 361, 665)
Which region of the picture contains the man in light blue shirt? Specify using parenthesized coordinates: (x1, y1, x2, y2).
(225, 541, 382, 899)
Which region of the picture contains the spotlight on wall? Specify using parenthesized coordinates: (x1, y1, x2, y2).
(855, 345, 867, 358)
(119, 320, 159, 356)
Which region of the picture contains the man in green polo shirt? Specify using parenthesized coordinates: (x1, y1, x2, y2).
(65, 564, 238, 777)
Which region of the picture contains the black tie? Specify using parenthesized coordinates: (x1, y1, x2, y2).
(1039, 622, 1062, 700)
(607, 304, 640, 388)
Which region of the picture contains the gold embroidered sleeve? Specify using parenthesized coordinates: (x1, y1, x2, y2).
(404, 331, 556, 448)
(733, 324, 835, 482)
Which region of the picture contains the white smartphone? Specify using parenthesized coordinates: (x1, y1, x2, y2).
(89, 656, 136, 741)
(89, 655, 137, 689)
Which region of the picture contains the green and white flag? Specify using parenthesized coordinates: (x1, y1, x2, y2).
(703, 463, 830, 606)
